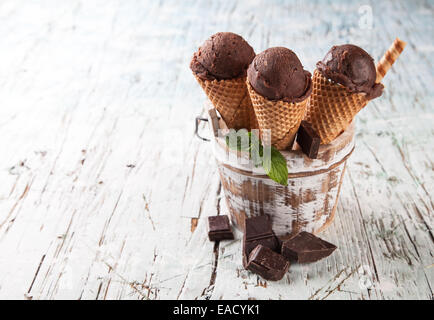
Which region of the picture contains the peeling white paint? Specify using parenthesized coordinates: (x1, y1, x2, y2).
(0, 0, 431, 300)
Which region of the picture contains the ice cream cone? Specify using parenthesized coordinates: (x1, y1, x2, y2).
(306, 39, 406, 144)
(194, 75, 257, 130)
(304, 69, 368, 144)
(247, 81, 308, 150)
(248, 98, 260, 130)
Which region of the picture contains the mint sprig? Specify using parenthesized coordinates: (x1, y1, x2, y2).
(225, 130, 288, 186)
(262, 145, 288, 186)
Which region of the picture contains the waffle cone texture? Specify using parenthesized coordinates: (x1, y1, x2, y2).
(305, 70, 369, 144)
(247, 81, 308, 150)
(194, 75, 258, 130)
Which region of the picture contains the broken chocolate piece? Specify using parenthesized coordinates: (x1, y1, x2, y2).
(281, 231, 336, 263)
(296, 121, 321, 159)
(242, 215, 280, 268)
(208, 215, 234, 241)
(247, 245, 290, 281)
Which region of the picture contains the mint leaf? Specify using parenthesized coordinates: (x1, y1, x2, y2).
(262, 146, 288, 186)
(225, 129, 251, 152)
(225, 130, 288, 186)
(249, 131, 263, 167)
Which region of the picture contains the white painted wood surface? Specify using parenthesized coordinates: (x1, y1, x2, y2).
(0, 0, 432, 300)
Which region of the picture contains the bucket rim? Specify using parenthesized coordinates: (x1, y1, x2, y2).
(218, 145, 354, 179)
(205, 104, 355, 176)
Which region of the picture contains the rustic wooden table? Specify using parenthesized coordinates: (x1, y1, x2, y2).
(0, 0, 432, 300)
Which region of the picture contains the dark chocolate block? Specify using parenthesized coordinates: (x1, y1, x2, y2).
(247, 245, 290, 281)
(208, 215, 234, 241)
(242, 215, 280, 268)
(281, 231, 337, 263)
(296, 121, 321, 159)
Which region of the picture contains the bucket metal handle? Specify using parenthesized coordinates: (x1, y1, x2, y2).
(194, 116, 210, 142)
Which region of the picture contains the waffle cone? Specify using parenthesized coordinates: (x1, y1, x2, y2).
(305, 70, 368, 144)
(247, 81, 308, 150)
(194, 75, 257, 130)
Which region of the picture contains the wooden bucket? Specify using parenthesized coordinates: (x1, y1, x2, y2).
(204, 106, 355, 238)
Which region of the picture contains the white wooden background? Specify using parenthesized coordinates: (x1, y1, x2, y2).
(0, 0, 432, 300)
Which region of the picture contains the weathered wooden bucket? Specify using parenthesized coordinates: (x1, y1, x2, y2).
(196, 105, 355, 238)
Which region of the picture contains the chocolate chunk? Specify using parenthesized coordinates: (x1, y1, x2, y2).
(208, 215, 234, 241)
(242, 215, 280, 268)
(281, 231, 337, 263)
(247, 245, 290, 281)
(296, 121, 321, 158)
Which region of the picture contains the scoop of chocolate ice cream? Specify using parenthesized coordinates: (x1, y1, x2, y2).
(317, 44, 383, 99)
(247, 47, 312, 103)
(190, 32, 255, 81)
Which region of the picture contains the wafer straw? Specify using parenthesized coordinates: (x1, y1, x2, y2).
(376, 38, 406, 83)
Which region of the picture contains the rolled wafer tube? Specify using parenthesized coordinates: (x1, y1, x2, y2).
(376, 38, 407, 83)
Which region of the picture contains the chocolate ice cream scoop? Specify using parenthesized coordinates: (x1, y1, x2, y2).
(190, 32, 255, 81)
(247, 47, 312, 103)
(317, 44, 383, 99)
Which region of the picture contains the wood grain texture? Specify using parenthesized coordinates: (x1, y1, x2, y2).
(0, 0, 432, 300)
